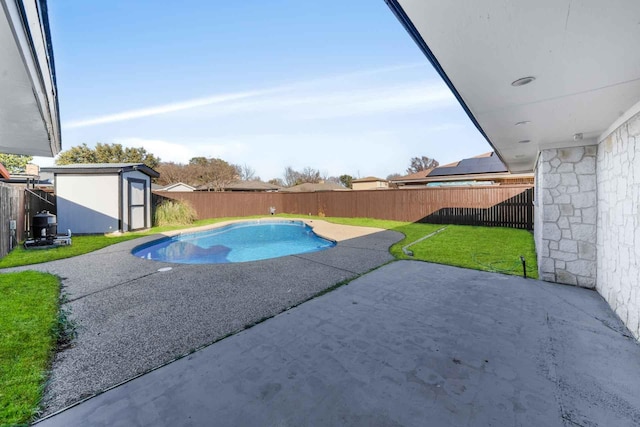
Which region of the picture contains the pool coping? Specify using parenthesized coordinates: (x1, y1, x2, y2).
(153, 217, 388, 243)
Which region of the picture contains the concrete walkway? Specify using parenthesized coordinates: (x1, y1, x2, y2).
(35, 261, 640, 426)
(2, 220, 402, 416)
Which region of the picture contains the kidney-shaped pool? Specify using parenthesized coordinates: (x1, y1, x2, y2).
(132, 220, 336, 264)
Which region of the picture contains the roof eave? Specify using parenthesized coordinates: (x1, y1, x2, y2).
(384, 0, 506, 169)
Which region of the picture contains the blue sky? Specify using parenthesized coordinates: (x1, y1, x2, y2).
(35, 0, 491, 181)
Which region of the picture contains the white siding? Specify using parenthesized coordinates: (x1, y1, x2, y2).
(56, 174, 119, 234)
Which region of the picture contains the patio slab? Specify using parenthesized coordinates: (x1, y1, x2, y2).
(2, 220, 402, 416)
(36, 261, 640, 426)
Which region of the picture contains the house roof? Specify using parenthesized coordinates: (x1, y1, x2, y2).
(428, 152, 507, 177)
(397, 169, 434, 181)
(224, 180, 282, 191)
(154, 182, 196, 191)
(386, 1, 640, 172)
(280, 182, 349, 192)
(41, 163, 160, 178)
(195, 180, 281, 191)
(392, 152, 527, 183)
(352, 176, 387, 183)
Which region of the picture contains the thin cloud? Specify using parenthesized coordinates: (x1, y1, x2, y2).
(64, 63, 432, 129)
(161, 82, 455, 122)
(65, 88, 282, 129)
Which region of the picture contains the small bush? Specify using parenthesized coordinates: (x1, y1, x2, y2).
(154, 200, 197, 226)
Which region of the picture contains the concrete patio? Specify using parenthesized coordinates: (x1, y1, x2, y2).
(34, 260, 640, 426)
(3, 220, 403, 416)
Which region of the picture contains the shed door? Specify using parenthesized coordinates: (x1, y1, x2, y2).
(128, 179, 147, 231)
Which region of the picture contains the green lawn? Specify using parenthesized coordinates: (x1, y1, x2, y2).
(282, 215, 538, 278)
(0, 272, 60, 426)
(397, 224, 538, 278)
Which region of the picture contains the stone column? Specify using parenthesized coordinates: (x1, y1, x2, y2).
(536, 146, 597, 287)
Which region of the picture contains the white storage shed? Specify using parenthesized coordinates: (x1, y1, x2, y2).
(42, 163, 159, 234)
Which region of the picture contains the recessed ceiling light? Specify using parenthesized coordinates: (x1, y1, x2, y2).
(518, 139, 531, 144)
(515, 121, 531, 126)
(573, 133, 583, 140)
(514, 154, 526, 159)
(511, 76, 536, 86)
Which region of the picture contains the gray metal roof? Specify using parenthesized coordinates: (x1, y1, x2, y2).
(41, 163, 160, 178)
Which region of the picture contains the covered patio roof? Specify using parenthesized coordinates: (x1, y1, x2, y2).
(0, 0, 61, 157)
(386, 0, 640, 172)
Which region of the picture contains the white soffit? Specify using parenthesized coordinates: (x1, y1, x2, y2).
(0, 0, 60, 157)
(395, 0, 640, 172)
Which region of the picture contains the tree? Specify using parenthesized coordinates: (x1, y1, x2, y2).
(0, 154, 33, 173)
(238, 163, 257, 181)
(56, 143, 161, 169)
(338, 174, 353, 189)
(283, 166, 299, 187)
(189, 157, 239, 191)
(406, 156, 439, 174)
(268, 178, 285, 187)
(283, 166, 322, 187)
(155, 162, 192, 186)
(386, 173, 403, 180)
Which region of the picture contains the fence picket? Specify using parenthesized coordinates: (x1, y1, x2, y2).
(155, 185, 534, 230)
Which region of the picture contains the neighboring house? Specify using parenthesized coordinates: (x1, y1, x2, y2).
(386, 1, 640, 339)
(220, 180, 282, 192)
(351, 177, 389, 190)
(392, 152, 534, 188)
(195, 180, 281, 192)
(42, 164, 159, 234)
(153, 182, 196, 192)
(280, 182, 349, 193)
(0, 164, 54, 191)
(1, 0, 60, 157)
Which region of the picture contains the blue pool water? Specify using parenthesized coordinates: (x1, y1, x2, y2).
(132, 220, 336, 264)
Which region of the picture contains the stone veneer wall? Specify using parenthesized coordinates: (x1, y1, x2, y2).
(536, 146, 598, 287)
(597, 110, 640, 340)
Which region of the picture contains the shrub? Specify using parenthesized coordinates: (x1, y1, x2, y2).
(154, 200, 197, 226)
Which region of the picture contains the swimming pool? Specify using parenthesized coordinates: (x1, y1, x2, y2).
(132, 220, 336, 264)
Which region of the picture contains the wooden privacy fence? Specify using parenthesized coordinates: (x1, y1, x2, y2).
(155, 184, 534, 230)
(0, 183, 24, 258)
(0, 184, 57, 258)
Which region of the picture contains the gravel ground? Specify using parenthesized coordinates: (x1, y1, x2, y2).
(2, 220, 403, 416)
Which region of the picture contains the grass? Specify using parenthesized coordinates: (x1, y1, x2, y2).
(0, 272, 61, 426)
(281, 215, 538, 278)
(0, 214, 538, 278)
(154, 200, 198, 226)
(398, 225, 538, 278)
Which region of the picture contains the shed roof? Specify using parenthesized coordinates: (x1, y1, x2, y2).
(42, 163, 160, 178)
